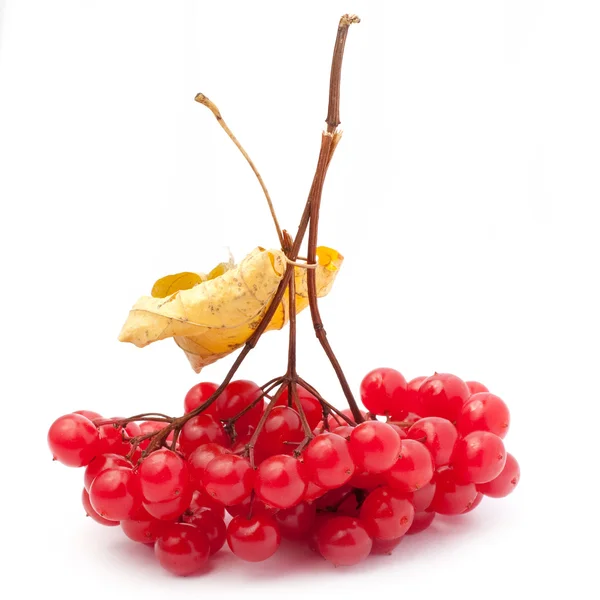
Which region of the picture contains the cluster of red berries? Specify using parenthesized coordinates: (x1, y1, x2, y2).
(47, 370, 520, 576)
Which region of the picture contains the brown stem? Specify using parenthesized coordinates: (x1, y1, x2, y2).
(297, 377, 356, 426)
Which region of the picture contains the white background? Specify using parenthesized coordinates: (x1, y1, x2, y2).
(1, 1, 598, 597)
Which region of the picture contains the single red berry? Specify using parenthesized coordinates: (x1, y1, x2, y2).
(360, 368, 408, 418)
(457, 392, 510, 439)
(143, 487, 194, 521)
(452, 431, 506, 484)
(405, 376, 427, 415)
(203, 454, 254, 506)
(315, 516, 373, 566)
(84, 453, 132, 492)
(184, 382, 219, 415)
(303, 433, 355, 489)
(429, 468, 478, 515)
(254, 455, 308, 509)
(179, 414, 230, 456)
(419, 373, 470, 422)
(407, 417, 458, 467)
(349, 420, 402, 474)
(477, 453, 520, 498)
(466, 381, 489, 395)
(121, 517, 169, 544)
(48, 413, 101, 467)
(187, 443, 230, 489)
(406, 511, 435, 534)
(227, 514, 281, 562)
(216, 380, 264, 436)
(184, 507, 226, 555)
(255, 406, 304, 457)
(277, 387, 323, 430)
(385, 439, 434, 493)
(359, 486, 414, 540)
(81, 488, 119, 526)
(155, 523, 210, 576)
(137, 448, 191, 504)
(89, 467, 141, 521)
(274, 501, 316, 540)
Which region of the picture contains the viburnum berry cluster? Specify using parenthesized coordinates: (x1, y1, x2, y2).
(47, 15, 520, 577)
(48, 370, 520, 574)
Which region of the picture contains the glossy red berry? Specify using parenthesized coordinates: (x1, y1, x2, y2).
(121, 517, 169, 544)
(349, 420, 402, 473)
(184, 507, 226, 555)
(81, 488, 119, 526)
(48, 413, 101, 467)
(216, 380, 264, 435)
(203, 455, 254, 506)
(184, 382, 219, 415)
(452, 431, 506, 484)
(254, 455, 308, 509)
(187, 443, 230, 489)
(89, 467, 141, 521)
(477, 453, 520, 498)
(155, 523, 210, 576)
(178, 414, 230, 455)
(359, 486, 414, 540)
(406, 511, 435, 534)
(303, 433, 355, 489)
(429, 468, 478, 515)
(360, 368, 408, 418)
(418, 373, 470, 422)
(227, 514, 281, 562)
(84, 453, 132, 492)
(315, 516, 373, 566)
(407, 417, 458, 467)
(143, 487, 194, 521)
(385, 439, 434, 493)
(457, 393, 510, 439)
(255, 406, 304, 457)
(96, 422, 131, 456)
(466, 381, 489, 395)
(137, 449, 191, 504)
(274, 501, 316, 540)
(277, 387, 322, 430)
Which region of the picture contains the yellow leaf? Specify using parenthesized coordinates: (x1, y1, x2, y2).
(118, 246, 343, 372)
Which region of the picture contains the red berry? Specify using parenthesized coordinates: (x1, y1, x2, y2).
(463, 492, 484, 513)
(429, 468, 478, 515)
(187, 443, 230, 489)
(203, 455, 254, 506)
(137, 449, 191, 504)
(360, 368, 408, 418)
(227, 514, 281, 562)
(405, 376, 427, 414)
(371, 536, 404, 554)
(184, 507, 226, 555)
(419, 373, 470, 422)
(178, 414, 230, 456)
(349, 420, 402, 474)
(277, 387, 323, 430)
(399, 480, 437, 512)
(315, 516, 373, 566)
(184, 382, 219, 415)
(89, 467, 141, 521)
(254, 455, 308, 509)
(84, 453, 132, 492)
(457, 392, 510, 439)
(406, 511, 435, 534)
(216, 380, 264, 435)
(81, 488, 119, 527)
(143, 487, 193, 521)
(74, 410, 103, 421)
(477, 453, 520, 498)
(255, 406, 304, 457)
(359, 486, 414, 540)
(466, 381, 489, 395)
(274, 501, 316, 540)
(332, 425, 354, 439)
(48, 413, 101, 467)
(96, 422, 131, 456)
(407, 417, 458, 467)
(452, 431, 506, 484)
(121, 517, 169, 544)
(303, 433, 355, 490)
(155, 523, 210, 576)
(385, 439, 434, 493)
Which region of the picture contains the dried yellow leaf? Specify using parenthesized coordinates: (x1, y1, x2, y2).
(118, 246, 343, 372)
